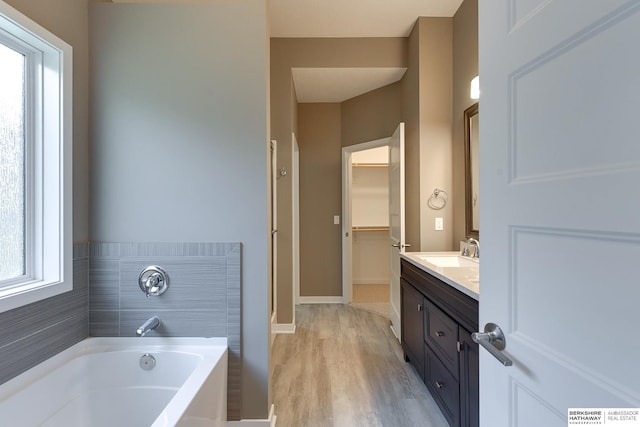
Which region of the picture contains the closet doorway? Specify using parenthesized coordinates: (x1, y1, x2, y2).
(341, 139, 391, 319)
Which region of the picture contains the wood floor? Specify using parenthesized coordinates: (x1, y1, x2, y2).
(352, 284, 389, 303)
(350, 284, 390, 319)
(271, 304, 449, 427)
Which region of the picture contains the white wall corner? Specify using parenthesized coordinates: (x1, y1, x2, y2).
(227, 404, 276, 427)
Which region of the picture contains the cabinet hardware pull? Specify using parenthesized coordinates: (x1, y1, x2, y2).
(457, 341, 462, 352)
(435, 331, 444, 337)
(417, 304, 423, 312)
(435, 381, 444, 389)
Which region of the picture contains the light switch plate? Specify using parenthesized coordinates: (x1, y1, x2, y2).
(334, 215, 340, 225)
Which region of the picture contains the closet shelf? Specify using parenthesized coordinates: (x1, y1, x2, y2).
(352, 163, 388, 168)
(352, 226, 389, 232)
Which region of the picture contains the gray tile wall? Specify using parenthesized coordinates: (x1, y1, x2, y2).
(88, 242, 242, 420)
(0, 243, 90, 385)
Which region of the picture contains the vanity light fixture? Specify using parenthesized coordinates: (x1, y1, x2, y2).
(470, 75, 480, 100)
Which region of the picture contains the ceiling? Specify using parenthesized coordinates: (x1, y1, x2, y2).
(269, 0, 463, 38)
(271, 0, 463, 102)
(292, 68, 407, 103)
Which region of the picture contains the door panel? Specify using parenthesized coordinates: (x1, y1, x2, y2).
(342, 150, 353, 303)
(271, 140, 277, 320)
(389, 123, 405, 337)
(480, 1, 640, 425)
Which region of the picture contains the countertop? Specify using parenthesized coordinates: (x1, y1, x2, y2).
(400, 251, 479, 301)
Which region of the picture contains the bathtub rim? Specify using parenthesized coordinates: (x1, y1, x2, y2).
(0, 336, 228, 425)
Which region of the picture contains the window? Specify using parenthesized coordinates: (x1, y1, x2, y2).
(0, 3, 72, 312)
(0, 42, 25, 283)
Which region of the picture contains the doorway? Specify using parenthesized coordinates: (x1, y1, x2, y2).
(342, 138, 391, 317)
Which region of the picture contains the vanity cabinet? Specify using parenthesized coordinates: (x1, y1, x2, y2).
(400, 259, 479, 427)
(401, 279, 425, 378)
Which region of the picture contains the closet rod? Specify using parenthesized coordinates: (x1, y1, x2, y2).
(352, 226, 389, 232)
(352, 163, 388, 168)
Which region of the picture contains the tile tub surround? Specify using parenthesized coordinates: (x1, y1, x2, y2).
(0, 243, 89, 385)
(88, 241, 241, 421)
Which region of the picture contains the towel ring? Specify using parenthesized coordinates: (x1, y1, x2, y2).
(428, 188, 448, 210)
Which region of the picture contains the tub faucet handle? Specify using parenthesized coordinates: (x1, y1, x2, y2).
(138, 266, 169, 297)
(145, 273, 161, 297)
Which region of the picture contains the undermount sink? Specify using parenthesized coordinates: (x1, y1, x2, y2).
(418, 255, 478, 268)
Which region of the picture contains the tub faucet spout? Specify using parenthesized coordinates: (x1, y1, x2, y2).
(136, 316, 161, 337)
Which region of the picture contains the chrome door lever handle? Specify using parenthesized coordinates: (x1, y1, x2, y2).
(472, 323, 513, 366)
(391, 243, 411, 248)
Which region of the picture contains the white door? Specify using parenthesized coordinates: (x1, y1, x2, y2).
(480, 2, 640, 426)
(293, 134, 300, 308)
(270, 140, 278, 324)
(388, 123, 405, 339)
(341, 149, 354, 304)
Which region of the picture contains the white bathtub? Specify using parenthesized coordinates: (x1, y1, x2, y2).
(0, 337, 227, 427)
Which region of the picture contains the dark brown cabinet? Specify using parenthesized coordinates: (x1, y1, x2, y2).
(401, 278, 425, 378)
(459, 327, 479, 427)
(400, 259, 479, 427)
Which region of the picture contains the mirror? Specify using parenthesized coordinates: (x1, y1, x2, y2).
(464, 103, 479, 239)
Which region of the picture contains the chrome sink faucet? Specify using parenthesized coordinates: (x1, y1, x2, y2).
(466, 238, 480, 259)
(136, 316, 161, 337)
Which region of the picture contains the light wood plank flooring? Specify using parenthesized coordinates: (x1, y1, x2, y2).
(350, 284, 390, 319)
(271, 304, 449, 427)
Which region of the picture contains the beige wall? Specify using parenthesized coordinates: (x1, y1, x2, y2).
(295, 83, 405, 298)
(297, 103, 343, 296)
(401, 18, 454, 252)
(341, 81, 402, 147)
(272, 26, 459, 304)
(5, 0, 90, 242)
(417, 17, 454, 251)
(452, 0, 479, 246)
(401, 22, 423, 252)
(270, 38, 407, 320)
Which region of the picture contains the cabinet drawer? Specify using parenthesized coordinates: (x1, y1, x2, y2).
(425, 299, 459, 378)
(425, 346, 460, 427)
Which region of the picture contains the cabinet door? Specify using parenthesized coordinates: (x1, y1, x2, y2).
(401, 278, 424, 379)
(459, 327, 479, 427)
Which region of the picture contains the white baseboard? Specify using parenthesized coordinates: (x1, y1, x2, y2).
(227, 404, 276, 427)
(271, 323, 296, 334)
(352, 279, 389, 285)
(298, 296, 344, 304)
